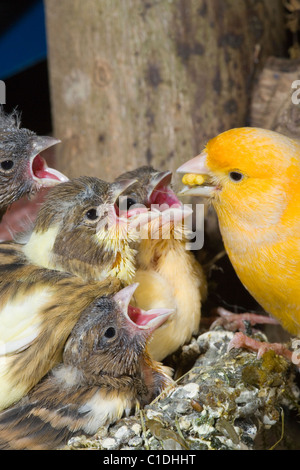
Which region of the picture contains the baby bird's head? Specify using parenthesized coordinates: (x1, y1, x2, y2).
(0, 108, 67, 208)
(23, 176, 150, 282)
(116, 166, 192, 240)
(177, 127, 300, 229)
(63, 283, 173, 402)
(116, 165, 180, 208)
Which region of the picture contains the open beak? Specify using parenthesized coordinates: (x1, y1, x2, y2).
(112, 179, 150, 227)
(144, 170, 192, 229)
(147, 171, 172, 200)
(95, 179, 153, 236)
(177, 151, 215, 197)
(148, 170, 181, 208)
(29, 136, 69, 187)
(113, 284, 174, 333)
(111, 179, 139, 200)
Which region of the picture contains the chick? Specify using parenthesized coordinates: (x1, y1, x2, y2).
(0, 241, 121, 411)
(177, 127, 300, 358)
(0, 108, 67, 221)
(19, 176, 150, 284)
(115, 166, 207, 362)
(0, 284, 173, 450)
(0, 177, 158, 410)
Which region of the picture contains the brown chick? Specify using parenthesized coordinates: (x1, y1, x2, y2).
(0, 240, 120, 411)
(0, 284, 173, 450)
(0, 177, 154, 411)
(0, 107, 67, 221)
(19, 176, 150, 284)
(115, 166, 207, 362)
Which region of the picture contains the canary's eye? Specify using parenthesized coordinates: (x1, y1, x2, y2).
(116, 196, 137, 212)
(0, 160, 14, 171)
(85, 208, 98, 221)
(104, 327, 116, 339)
(229, 171, 244, 182)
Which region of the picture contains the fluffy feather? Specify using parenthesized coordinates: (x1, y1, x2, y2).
(0, 287, 173, 449)
(116, 166, 207, 361)
(21, 176, 146, 284)
(0, 176, 159, 410)
(0, 241, 121, 410)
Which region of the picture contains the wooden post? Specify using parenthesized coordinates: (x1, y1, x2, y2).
(45, 0, 286, 180)
(250, 57, 300, 139)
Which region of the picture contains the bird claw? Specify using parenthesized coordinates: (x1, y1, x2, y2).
(210, 307, 279, 333)
(227, 331, 293, 362)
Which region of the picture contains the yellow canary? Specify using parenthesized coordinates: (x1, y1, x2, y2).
(0, 284, 173, 450)
(116, 166, 207, 361)
(177, 127, 300, 340)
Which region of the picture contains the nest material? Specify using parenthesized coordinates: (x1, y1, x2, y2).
(63, 326, 300, 451)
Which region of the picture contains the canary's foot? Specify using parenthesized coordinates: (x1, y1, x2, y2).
(228, 332, 293, 362)
(210, 307, 279, 333)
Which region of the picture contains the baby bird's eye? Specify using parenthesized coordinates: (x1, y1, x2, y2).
(85, 208, 98, 221)
(0, 160, 14, 171)
(95, 326, 117, 350)
(229, 171, 244, 182)
(125, 197, 137, 210)
(104, 326, 116, 339)
(116, 196, 137, 212)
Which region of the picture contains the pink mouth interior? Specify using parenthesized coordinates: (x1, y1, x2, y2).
(149, 186, 181, 208)
(128, 304, 158, 326)
(32, 154, 60, 181)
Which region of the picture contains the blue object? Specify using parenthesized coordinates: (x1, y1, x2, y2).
(0, 0, 47, 80)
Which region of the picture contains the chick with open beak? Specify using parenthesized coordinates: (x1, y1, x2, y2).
(115, 166, 207, 362)
(0, 284, 173, 450)
(0, 108, 67, 221)
(0, 176, 167, 411)
(21, 176, 152, 284)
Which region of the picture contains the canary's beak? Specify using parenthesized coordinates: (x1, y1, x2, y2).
(177, 151, 215, 197)
(29, 136, 69, 187)
(113, 283, 174, 333)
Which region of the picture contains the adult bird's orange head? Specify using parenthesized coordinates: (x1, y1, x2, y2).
(178, 127, 300, 335)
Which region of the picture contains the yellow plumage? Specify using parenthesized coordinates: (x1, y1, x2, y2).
(114, 166, 207, 362)
(133, 236, 207, 362)
(0, 242, 120, 410)
(22, 227, 59, 271)
(178, 127, 300, 336)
